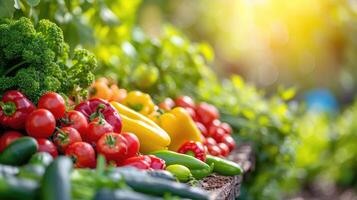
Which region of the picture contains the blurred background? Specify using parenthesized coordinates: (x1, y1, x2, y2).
(138, 0, 357, 105)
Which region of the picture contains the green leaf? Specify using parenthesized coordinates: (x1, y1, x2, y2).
(0, 0, 15, 18)
(26, 0, 40, 7)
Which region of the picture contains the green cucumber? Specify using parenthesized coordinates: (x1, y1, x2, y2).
(0, 137, 38, 166)
(115, 169, 208, 200)
(205, 155, 243, 176)
(150, 150, 211, 179)
(40, 156, 72, 200)
(94, 189, 164, 200)
(146, 170, 176, 181)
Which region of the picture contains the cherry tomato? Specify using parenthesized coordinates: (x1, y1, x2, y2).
(121, 132, 140, 158)
(36, 138, 58, 158)
(196, 103, 219, 126)
(195, 122, 208, 137)
(53, 127, 82, 152)
(175, 96, 195, 109)
(86, 118, 113, 143)
(159, 98, 175, 111)
(220, 122, 232, 135)
(209, 125, 225, 142)
(204, 137, 217, 147)
(38, 92, 66, 120)
(96, 132, 128, 162)
(0, 131, 22, 152)
(218, 143, 230, 157)
(120, 155, 151, 170)
(207, 145, 221, 156)
(148, 155, 166, 170)
(61, 110, 88, 137)
(26, 109, 56, 138)
(65, 142, 96, 168)
(221, 134, 236, 151)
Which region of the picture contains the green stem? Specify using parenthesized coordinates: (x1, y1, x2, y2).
(3, 60, 27, 76)
(0, 101, 17, 116)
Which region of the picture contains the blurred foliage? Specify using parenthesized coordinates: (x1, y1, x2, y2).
(139, 0, 357, 102)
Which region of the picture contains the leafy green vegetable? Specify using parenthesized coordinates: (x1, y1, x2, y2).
(0, 17, 96, 102)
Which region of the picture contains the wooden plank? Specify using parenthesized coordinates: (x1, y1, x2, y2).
(198, 144, 254, 200)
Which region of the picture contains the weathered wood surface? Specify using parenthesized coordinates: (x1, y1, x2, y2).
(198, 144, 254, 200)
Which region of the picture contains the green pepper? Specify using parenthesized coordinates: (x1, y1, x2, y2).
(205, 155, 243, 176)
(166, 164, 192, 182)
(150, 150, 211, 179)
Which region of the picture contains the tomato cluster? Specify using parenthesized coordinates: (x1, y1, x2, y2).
(160, 96, 236, 157)
(0, 90, 165, 170)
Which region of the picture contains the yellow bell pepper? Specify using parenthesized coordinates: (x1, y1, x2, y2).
(110, 101, 171, 153)
(158, 107, 202, 151)
(123, 91, 155, 116)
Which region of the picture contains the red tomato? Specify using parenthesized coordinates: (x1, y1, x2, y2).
(218, 143, 230, 157)
(158, 98, 175, 111)
(175, 96, 196, 109)
(26, 109, 56, 138)
(148, 155, 166, 170)
(196, 103, 219, 126)
(207, 145, 221, 156)
(120, 155, 151, 170)
(61, 110, 88, 137)
(220, 122, 232, 135)
(184, 107, 197, 121)
(53, 127, 82, 152)
(0, 131, 22, 152)
(36, 138, 58, 158)
(65, 142, 96, 168)
(209, 125, 225, 142)
(38, 92, 66, 120)
(221, 134, 236, 151)
(86, 118, 113, 143)
(204, 137, 217, 146)
(195, 122, 208, 136)
(96, 132, 128, 162)
(121, 132, 140, 158)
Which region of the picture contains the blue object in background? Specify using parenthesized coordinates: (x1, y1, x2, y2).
(304, 89, 339, 114)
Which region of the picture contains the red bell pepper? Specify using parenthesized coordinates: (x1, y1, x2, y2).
(178, 141, 206, 162)
(0, 90, 35, 130)
(74, 98, 122, 133)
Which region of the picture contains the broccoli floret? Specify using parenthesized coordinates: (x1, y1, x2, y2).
(0, 17, 97, 102)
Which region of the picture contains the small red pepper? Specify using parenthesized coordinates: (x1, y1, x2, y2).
(148, 155, 166, 170)
(74, 98, 122, 133)
(0, 90, 35, 130)
(119, 155, 151, 170)
(178, 141, 206, 162)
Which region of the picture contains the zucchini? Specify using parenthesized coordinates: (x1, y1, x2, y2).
(94, 189, 164, 200)
(40, 156, 72, 200)
(0, 175, 39, 199)
(0, 137, 38, 166)
(117, 170, 208, 200)
(29, 152, 53, 167)
(146, 170, 176, 181)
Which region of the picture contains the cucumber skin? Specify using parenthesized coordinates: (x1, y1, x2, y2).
(0, 176, 39, 200)
(40, 156, 73, 200)
(206, 155, 243, 176)
(0, 137, 38, 166)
